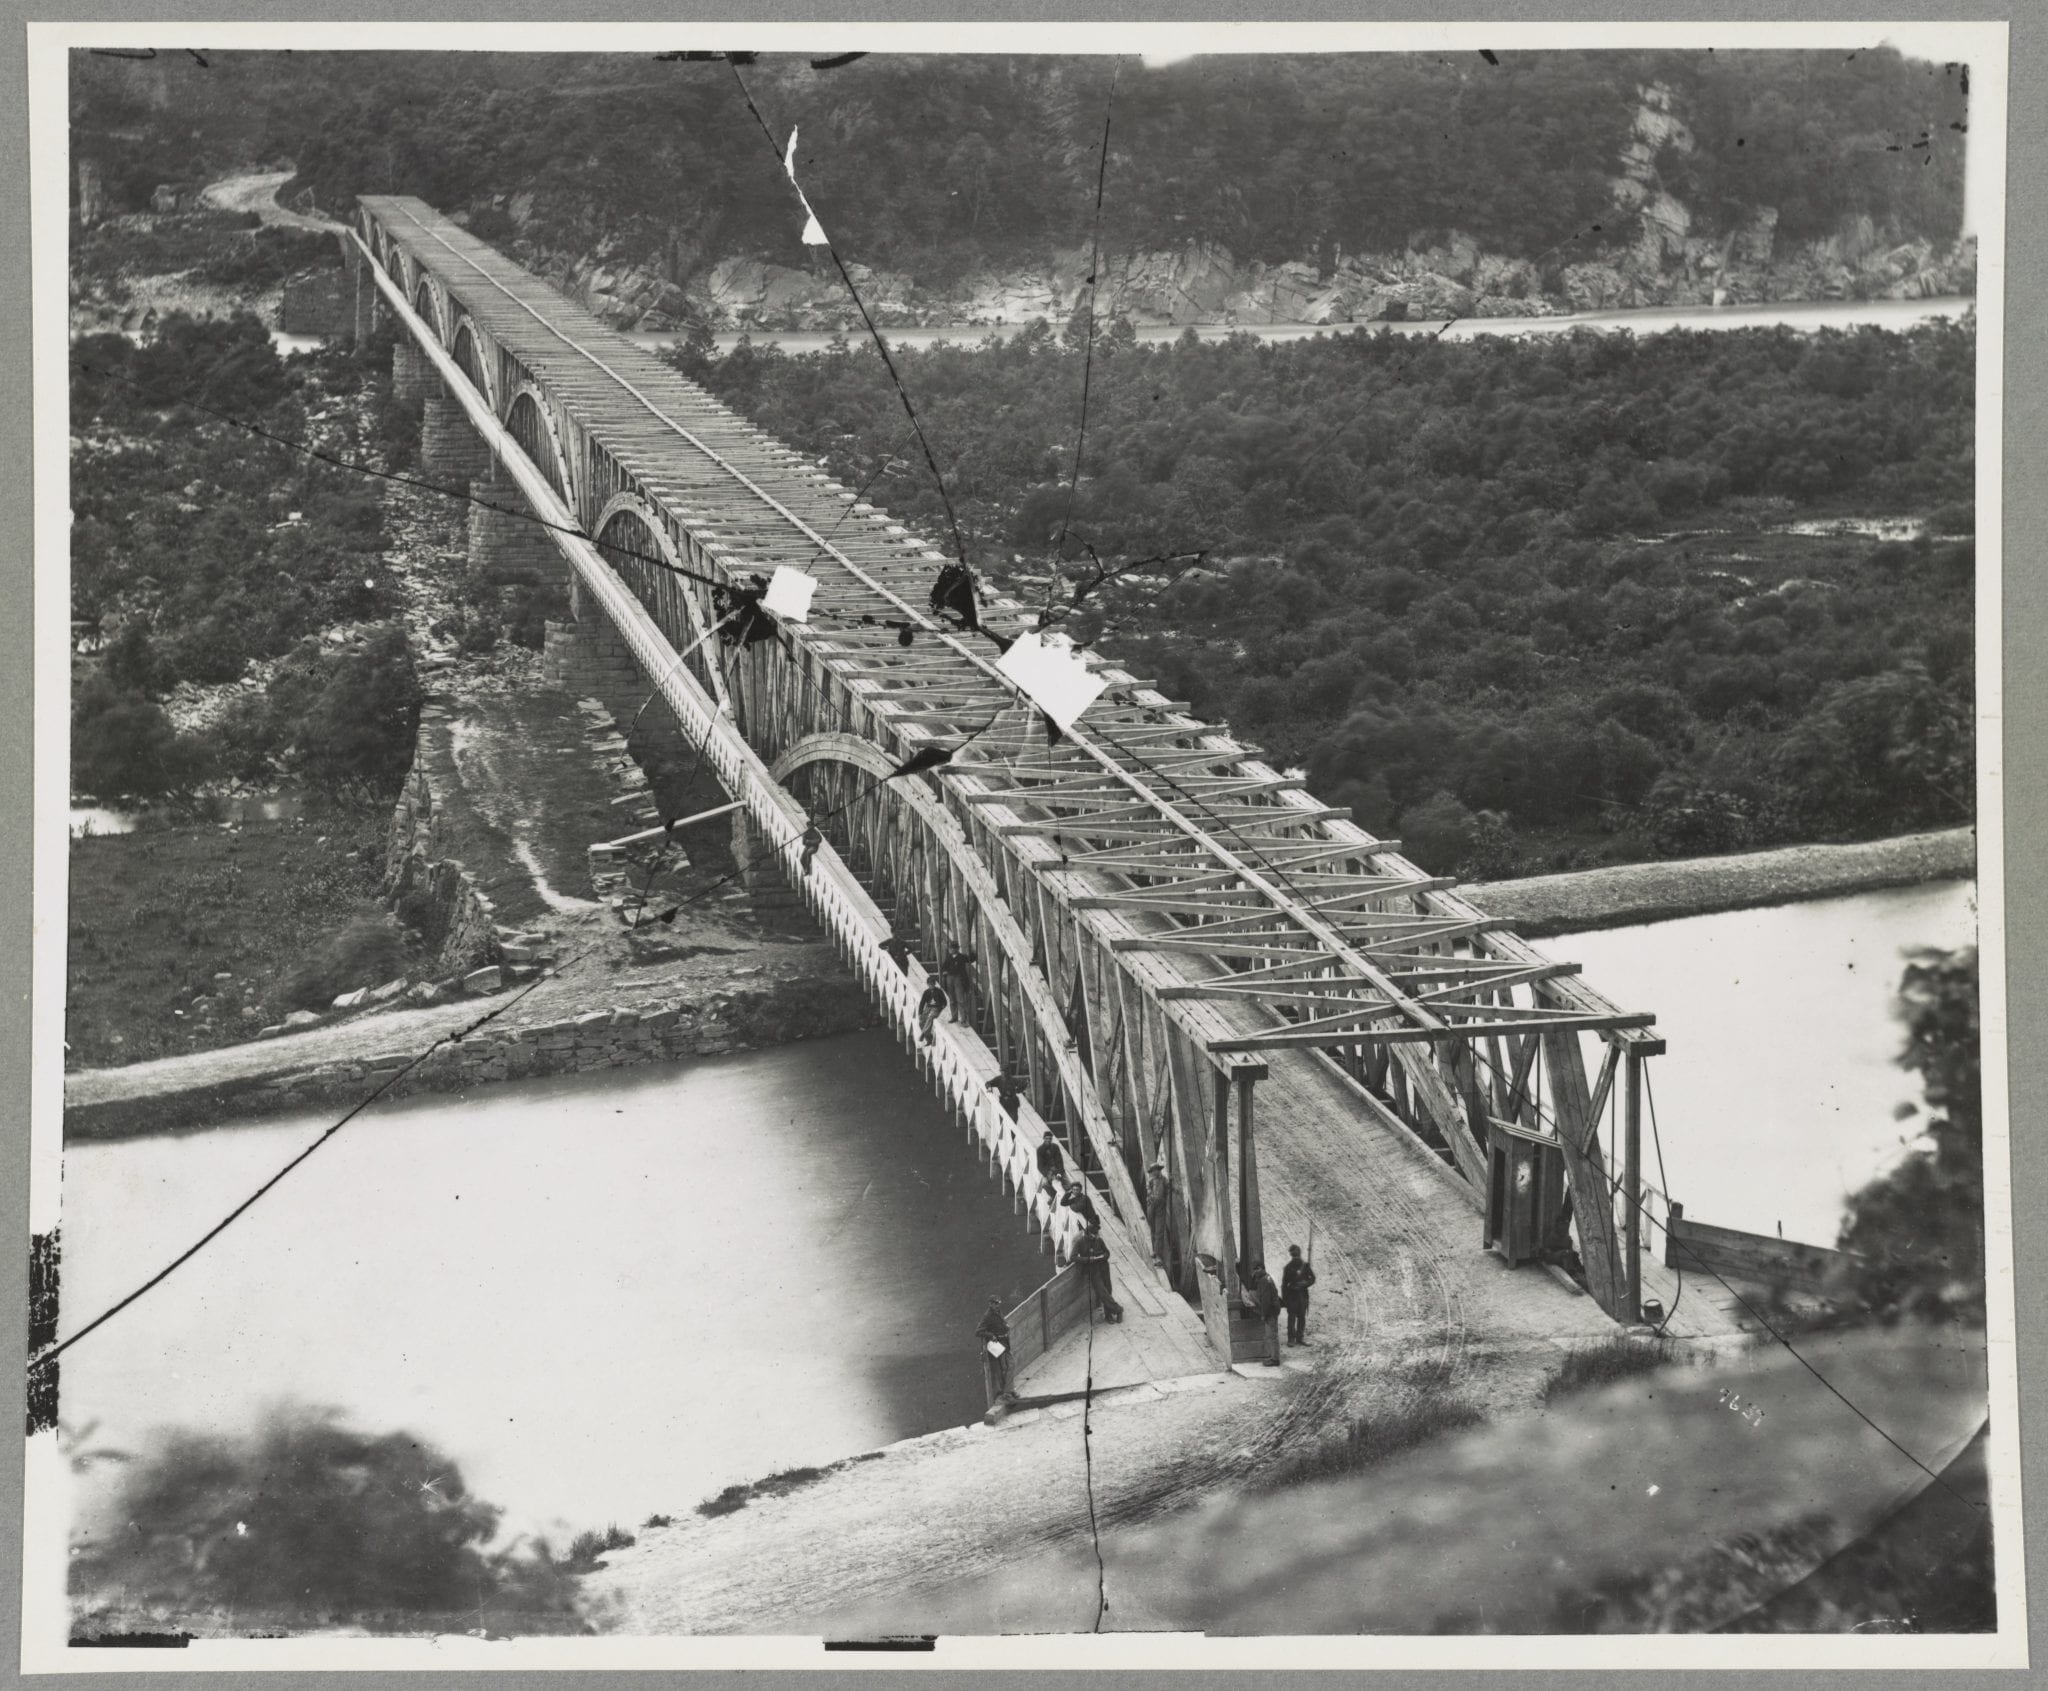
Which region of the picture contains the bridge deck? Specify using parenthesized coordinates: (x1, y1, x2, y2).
(360, 197, 1749, 1356)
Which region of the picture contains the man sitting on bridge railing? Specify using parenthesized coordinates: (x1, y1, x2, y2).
(917, 981, 949, 1043)
(1035, 1134, 1068, 1192)
(986, 1072, 1023, 1121)
(1060, 1179, 1100, 1233)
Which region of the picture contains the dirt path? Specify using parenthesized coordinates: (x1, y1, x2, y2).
(198, 169, 343, 234)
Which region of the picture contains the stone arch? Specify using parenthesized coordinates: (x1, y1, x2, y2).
(768, 729, 1136, 1221)
(505, 385, 575, 507)
(450, 317, 497, 412)
(591, 495, 731, 715)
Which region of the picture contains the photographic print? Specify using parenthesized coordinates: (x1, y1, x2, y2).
(23, 19, 2020, 1669)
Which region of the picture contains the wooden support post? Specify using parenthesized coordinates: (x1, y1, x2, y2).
(1210, 1066, 1238, 1297)
(1236, 1070, 1263, 1276)
(1624, 1046, 1643, 1324)
(1543, 1029, 1626, 1318)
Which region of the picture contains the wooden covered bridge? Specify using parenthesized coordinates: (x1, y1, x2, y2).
(347, 197, 1736, 1374)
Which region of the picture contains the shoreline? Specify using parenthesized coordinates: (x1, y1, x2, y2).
(61, 946, 876, 1142)
(63, 826, 1974, 1137)
(1467, 826, 1975, 939)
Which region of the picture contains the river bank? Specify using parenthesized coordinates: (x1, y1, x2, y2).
(1468, 826, 1975, 938)
(61, 939, 874, 1141)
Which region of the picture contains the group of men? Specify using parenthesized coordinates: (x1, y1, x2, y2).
(976, 1139, 1129, 1403)
(1241, 1245, 1319, 1366)
(914, 947, 979, 1045)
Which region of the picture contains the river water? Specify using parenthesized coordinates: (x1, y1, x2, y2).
(257, 293, 1971, 360)
(1554, 879, 1979, 1251)
(60, 882, 1975, 1540)
(59, 1030, 1050, 1544)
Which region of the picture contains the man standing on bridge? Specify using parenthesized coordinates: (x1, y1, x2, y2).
(1281, 1243, 1318, 1346)
(1245, 1261, 1283, 1366)
(941, 945, 977, 1025)
(1144, 1160, 1172, 1268)
(976, 1295, 1015, 1403)
(1075, 1226, 1123, 1324)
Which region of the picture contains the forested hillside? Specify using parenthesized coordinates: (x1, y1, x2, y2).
(676, 318, 1975, 874)
(73, 47, 1968, 325)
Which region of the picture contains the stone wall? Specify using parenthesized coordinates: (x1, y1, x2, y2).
(382, 700, 502, 978)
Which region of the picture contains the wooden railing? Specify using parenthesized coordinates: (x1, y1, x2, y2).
(1664, 1203, 1856, 1295)
(987, 1263, 1087, 1403)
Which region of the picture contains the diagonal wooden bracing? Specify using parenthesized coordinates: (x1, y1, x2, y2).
(355, 196, 1659, 1330)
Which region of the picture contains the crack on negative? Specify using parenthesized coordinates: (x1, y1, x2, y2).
(1084, 1297, 1108, 1630)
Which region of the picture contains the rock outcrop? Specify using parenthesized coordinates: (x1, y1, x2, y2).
(468, 78, 1977, 337)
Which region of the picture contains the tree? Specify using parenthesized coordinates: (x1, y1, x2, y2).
(71, 678, 209, 801)
(1399, 790, 1481, 874)
(286, 624, 424, 803)
(1832, 946, 1983, 1325)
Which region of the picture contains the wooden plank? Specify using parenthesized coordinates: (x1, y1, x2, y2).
(1543, 1029, 1626, 1319)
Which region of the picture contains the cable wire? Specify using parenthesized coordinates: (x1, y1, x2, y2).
(1051, 64, 1121, 574)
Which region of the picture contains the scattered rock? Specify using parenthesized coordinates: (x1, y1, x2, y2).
(461, 965, 504, 995)
(332, 987, 370, 1011)
(407, 981, 446, 1006)
(257, 1024, 285, 1039)
(368, 978, 407, 1002)
(283, 1009, 320, 1028)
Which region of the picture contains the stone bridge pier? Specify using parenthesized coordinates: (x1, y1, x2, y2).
(420, 387, 493, 486)
(468, 471, 565, 588)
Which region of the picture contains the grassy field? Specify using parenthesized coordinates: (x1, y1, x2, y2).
(65, 813, 402, 1070)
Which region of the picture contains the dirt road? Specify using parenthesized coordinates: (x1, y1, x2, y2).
(199, 169, 343, 233)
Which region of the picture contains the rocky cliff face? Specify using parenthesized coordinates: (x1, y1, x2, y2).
(495, 80, 1974, 335)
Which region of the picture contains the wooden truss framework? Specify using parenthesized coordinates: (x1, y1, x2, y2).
(356, 196, 1662, 1326)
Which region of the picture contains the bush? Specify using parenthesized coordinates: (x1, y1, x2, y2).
(1399, 790, 1481, 874)
(71, 677, 211, 801)
(67, 1406, 584, 1634)
(208, 693, 287, 785)
(102, 621, 169, 697)
(561, 1525, 635, 1571)
(280, 914, 409, 1011)
(1257, 1390, 1488, 1493)
(1541, 1336, 1675, 1405)
(285, 623, 424, 802)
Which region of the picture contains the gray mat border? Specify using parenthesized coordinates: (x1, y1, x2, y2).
(1, 0, 2038, 1683)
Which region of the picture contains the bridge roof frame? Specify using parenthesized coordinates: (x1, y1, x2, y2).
(358, 194, 1662, 1093)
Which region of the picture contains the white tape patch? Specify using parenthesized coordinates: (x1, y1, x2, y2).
(997, 630, 1109, 732)
(782, 128, 832, 248)
(764, 565, 819, 622)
